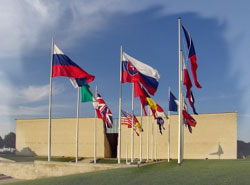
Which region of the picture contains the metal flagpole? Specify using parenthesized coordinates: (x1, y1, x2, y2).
(126, 125, 128, 164)
(48, 38, 54, 162)
(155, 121, 157, 161)
(140, 105, 143, 162)
(94, 86, 97, 164)
(147, 106, 149, 161)
(178, 17, 184, 165)
(168, 87, 171, 163)
(131, 83, 135, 163)
(151, 116, 154, 161)
(76, 87, 80, 163)
(118, 45, 123, 164)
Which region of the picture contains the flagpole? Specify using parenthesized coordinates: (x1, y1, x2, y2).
(131, 83, 134, 163)
(168, 87, 171, 163)
(48, 38, 54, 162)
(147, 106, 149, 161)
(151, 115, 154, 161)
(118, 45, 123, 164)
(155, 121, 157, 161)
(178, 16, 184, 165)
(94, 86, 97, 164)
(126, 125, 128, 164)
(140, 105, 143, 162)
(75, 87, 80, 163)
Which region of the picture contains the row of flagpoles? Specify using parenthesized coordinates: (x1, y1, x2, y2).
(47, 17, 202, 165)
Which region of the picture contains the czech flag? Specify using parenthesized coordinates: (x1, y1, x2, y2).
(122, 52, 160, 96)
(182, 24, 202, 88)
(52, 44, 95, 83)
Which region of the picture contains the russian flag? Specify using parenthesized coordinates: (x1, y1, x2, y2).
(52, 44, 95, 83)
(182, 24, 202, 88)
(122, 52, 160, 96)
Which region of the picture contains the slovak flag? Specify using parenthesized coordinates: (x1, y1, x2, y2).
(122, 52, 160, 96)
(52, 44, 95, 83)
(182, 24, 202, 88)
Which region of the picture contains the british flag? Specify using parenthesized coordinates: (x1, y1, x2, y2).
(96, 92, 113, 128)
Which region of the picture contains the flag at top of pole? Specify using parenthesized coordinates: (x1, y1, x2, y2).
(181, 24, 202, 88)
(169, 91, 178, 112)
(121, 52, 160, 96)
(52, 44, 95, 82)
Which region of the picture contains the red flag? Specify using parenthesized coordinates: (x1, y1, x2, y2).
(183, 110, 197, 127)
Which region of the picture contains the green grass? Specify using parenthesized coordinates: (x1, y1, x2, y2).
(0, 154, 74, 162)
(8, 160, 250, 185)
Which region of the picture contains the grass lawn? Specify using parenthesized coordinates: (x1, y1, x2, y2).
(0, 154, 74, 162)
(8, 159, 250, 185)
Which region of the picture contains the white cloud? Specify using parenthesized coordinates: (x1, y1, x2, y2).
(15, 83, 65, 103)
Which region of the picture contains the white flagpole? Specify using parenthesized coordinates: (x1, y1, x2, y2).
(155, 121, 157, 161)
(131, 83, 134, 163)
(94, 86, 97, 164)
(75, 87, 80, 163)
(48, 38, 54, 162)
(178, 17, 184, 165)
(151, 113, 154, 161)
(147, 106, 149, 161)
(168, 87, 171, 163)
(126, 125, 128, 164)
(140, 105, 143, 162)
(118, 45, 123, 164)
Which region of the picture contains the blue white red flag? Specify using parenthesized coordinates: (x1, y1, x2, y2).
(52, 44, 95, 83)
(96, 92, 113, 128)
(182, 24, 202, 88)
(122, 52, 160, 96)
(169, 91, 178, 112)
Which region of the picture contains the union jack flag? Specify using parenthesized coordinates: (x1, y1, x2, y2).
(96, 92, 113, 128)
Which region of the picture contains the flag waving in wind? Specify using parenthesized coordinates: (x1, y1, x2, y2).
(122, 52, 160, 95)
(96, 92, 113, 128)
(183, 61, 198, 115)
(169, 91, 178, 112)
(52, 44, 95, 83)
(182, 24, 202, 88)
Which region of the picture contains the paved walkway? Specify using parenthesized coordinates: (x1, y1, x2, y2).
(0, 173, 21, 185)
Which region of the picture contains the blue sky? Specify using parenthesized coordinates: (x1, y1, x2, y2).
(0, 0, 249, 142)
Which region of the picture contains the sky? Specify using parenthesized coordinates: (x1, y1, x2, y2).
(0, 0, 249, 142)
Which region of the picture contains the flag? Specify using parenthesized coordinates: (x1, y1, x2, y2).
(183, 62, 198, 115)
(70, 78, 88, 88)
(81, 85, 94, 103)
(133, 115, 143, 133)
(182, 109, 197, 127)
(155, 104, 166, 134)
(121, 110, 142, 136)
(134, 82, 149, 115)
(182, 24, 202, 88)
(169, 91, 178, 112)
(156, 104, 168, 119)
(183, 61, 192, 99)
(122, 52, 160, 95)
(52, 44, 95, 83)
(146, 97, 157, 119)
(157, 117, 165, 135)
(188, 90, 198, 115)
(96, 92, 113, 128)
